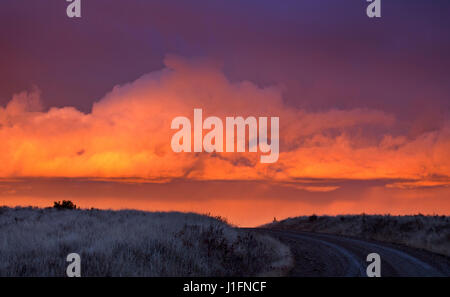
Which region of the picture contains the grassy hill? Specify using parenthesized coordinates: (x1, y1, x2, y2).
(0, 206, 292, 276)
(266, 214, 450, 257)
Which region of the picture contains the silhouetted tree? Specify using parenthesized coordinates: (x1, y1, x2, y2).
(53, 200, 77, 210)
(308, 214, 318, 222)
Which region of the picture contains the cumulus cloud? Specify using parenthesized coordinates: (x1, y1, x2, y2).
(0, 55, 449, 188)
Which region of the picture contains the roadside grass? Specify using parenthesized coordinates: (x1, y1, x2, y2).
(266, 214, 450, 257)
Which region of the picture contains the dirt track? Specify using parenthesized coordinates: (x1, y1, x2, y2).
(257, 229, 450, 277)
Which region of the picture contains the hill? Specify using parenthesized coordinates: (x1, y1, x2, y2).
(0, 206, 291, 276)
(266, 214, 449, 257)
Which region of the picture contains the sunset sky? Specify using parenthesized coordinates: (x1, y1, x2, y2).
(1, 0, 449, 226)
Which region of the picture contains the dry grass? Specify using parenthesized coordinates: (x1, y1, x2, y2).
(267, 214, 450, 257)
(0, 206, 292, 276)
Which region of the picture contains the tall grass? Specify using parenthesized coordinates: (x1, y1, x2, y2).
(0, 207, 291, 276)
(267, 214, 450, 256)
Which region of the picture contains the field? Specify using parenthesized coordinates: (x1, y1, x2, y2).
(266, 214, 450, 257)
(0, 207, 292, 277)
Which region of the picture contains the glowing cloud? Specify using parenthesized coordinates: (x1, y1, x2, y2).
(0, 55, 449, 188)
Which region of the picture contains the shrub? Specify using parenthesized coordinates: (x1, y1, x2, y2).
(53, 200, 77, 210)
(308, 214, 318, 222)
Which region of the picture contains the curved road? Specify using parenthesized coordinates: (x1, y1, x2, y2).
(258, 229, 450, 277)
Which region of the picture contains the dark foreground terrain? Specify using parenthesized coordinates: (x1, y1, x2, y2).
(262, 214, 450, 276)
(257, 229, 450, 277)
(2, 207, 449, 277)
(266, 214, 450, 256)
(0, 207, 292, 277)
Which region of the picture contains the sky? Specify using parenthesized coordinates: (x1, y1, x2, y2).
(1, 0, 449, 226)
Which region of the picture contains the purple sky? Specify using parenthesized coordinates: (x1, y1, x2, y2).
(1, 0, 449, 123)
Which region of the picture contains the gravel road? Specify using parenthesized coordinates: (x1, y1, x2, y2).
(258, 229, 450, 277)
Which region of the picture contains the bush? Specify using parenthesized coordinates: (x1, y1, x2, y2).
(308, 214, 318, 222)
(53, 200, 77, 210)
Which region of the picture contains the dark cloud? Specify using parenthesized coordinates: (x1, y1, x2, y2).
(1, 0, 449, 122)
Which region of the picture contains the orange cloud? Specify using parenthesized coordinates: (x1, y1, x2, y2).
(0, 55, 449, 188)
